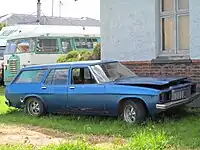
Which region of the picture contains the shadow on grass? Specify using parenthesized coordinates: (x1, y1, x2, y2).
(154, 107, 200, 123)
(1, 106, 200, 127)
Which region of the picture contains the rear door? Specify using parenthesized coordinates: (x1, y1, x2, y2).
(67, 67, 108, 115)
(41, 68, 69, 113)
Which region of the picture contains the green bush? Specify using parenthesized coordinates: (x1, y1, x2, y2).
(57, 50, 93, 63)
(92, 43, 101, 60)
(0, 23, 6, 31)
(57, 50, 81, 63)
(57, 44, 101, 63)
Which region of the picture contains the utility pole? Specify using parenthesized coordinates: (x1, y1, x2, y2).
(52, 0, 54, 16)
(36, 0, 41, 24)
(51, 0, 78, 17)
(59, 1, 63, 17)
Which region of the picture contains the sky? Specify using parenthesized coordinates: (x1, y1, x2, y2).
(0, 0, 100, 19)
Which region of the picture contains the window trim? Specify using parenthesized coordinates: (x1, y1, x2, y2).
(158, 0, 190, 56)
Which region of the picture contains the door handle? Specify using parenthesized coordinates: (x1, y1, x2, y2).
(41, 86, 47, 89)
(69, 86, 75, 89)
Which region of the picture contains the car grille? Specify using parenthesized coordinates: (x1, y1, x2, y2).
(171, 86, 191, 101)
(9, 59, 18, 74)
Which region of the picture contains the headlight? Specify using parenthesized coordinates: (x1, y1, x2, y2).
(159, 91, 171, 104)
(191, 84, 196, 94)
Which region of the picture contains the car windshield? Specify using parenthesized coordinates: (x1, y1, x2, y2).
(90, 62, 137, 83)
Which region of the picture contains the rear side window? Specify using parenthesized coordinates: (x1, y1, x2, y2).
(14, 69, 47, 83)
(44, 68, 69, 85)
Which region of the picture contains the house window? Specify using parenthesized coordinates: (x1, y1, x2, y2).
(160, 0, 189, 55)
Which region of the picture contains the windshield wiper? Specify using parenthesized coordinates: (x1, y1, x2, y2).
(113, 75, 124, 81)
(113, 75, 136, 81)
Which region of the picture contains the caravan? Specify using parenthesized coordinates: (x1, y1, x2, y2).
(3, 25, 100, 85)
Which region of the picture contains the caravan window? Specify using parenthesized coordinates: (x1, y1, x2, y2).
(36, 39, 58, 53)
(5, 41, 17, 54)
(75, 38, 98, 49)
(61, 39, 71, 52)
(5, 38, 34, 54)
(16, 39, 30, 53)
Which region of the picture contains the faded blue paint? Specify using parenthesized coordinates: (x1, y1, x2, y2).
(5, 60, 196, 117)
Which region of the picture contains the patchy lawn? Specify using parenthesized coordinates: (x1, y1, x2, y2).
(1, 95, 200, 149)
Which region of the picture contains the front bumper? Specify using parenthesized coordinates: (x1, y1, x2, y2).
(156, 92, 200, 110)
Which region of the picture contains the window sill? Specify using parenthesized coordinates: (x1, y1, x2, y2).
(151, 56, 191, 64)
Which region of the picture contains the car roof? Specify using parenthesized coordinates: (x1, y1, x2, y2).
(22, 60, 118, 70)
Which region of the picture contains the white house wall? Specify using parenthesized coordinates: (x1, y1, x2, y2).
(190, 0, 200, 60)
(101, 0, 157, 61)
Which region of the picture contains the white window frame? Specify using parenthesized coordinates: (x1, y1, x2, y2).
(158, 0, 189, 57)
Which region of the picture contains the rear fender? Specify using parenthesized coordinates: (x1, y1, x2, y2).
(23, 94, 47, 110)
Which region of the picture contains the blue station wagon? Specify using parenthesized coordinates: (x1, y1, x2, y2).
(5, 60, 200, 123)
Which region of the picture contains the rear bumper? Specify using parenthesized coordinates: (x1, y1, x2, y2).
(5, 99, 24, 108)
(156, 92, 200, 110)
(5, 99, 10, 107)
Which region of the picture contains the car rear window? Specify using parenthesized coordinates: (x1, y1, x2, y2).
(14, 69, 47, 83)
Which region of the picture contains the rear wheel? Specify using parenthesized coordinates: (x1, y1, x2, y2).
(121, 101, 147, 124)
(25, 97, 45, 117)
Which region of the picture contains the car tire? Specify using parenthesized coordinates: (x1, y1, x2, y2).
(25, 97, 45, 117)
(121, 100, 147, 124)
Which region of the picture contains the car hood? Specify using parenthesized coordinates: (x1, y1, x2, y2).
(113, 76, 189, 89)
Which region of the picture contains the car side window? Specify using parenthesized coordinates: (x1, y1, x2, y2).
(44, 70, 55, 85)
(71, 67, 96, 84)
(14, 69, 47, 84)
(45, 68, 69, 85)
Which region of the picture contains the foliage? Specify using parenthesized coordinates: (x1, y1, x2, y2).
(0, 141, 102, 150)
(0, 23, 6, 31)
(57, 50, 93, 63)
(92, 43, 101, 60)
(57, 44, 101, 63)
(121, 129, 170, 150)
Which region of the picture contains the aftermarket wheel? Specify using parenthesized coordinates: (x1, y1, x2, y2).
(25, 97, 45, 117)
(122, 101, 147, 124)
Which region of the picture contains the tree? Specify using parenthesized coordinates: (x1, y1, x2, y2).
(0, 23, 6, 31)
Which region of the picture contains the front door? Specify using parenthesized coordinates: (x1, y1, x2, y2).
(41, 68, 69, 113)
(68, 67, 108, 115)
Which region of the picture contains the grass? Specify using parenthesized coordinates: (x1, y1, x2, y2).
(1, 94, 200, 149)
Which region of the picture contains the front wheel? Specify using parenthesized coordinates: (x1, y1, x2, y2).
(25, 97, 45, 117)
(122, 101, 147, 124)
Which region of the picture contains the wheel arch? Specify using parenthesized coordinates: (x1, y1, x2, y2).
(118, 97, 149, 116)
(23, 94, 47, 110)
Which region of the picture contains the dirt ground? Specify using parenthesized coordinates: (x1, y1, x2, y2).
(0, 124, 116, 146)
